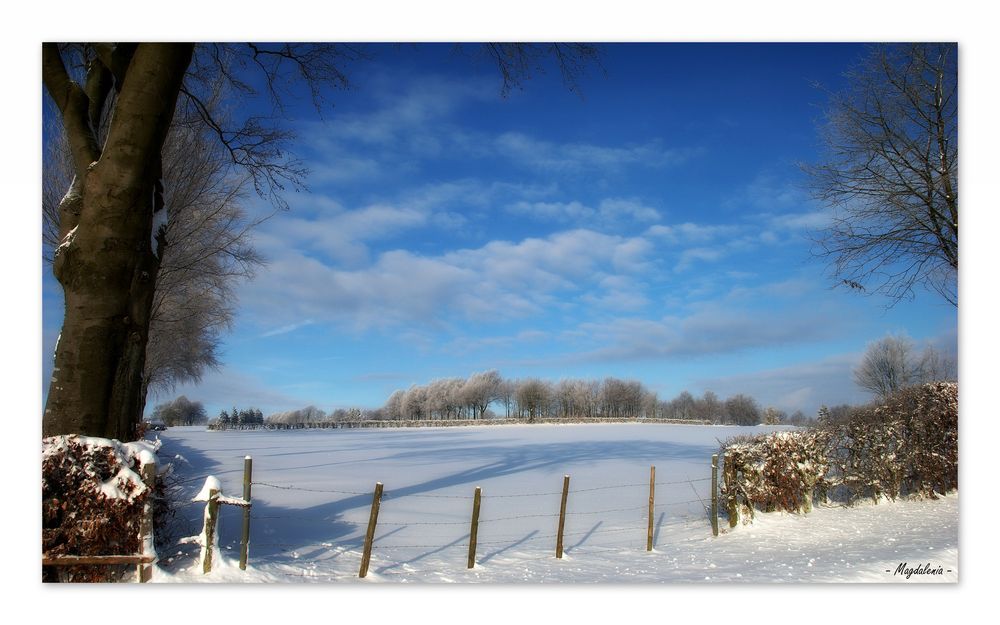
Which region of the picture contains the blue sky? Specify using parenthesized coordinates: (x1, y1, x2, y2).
(41, 43, 958, 418)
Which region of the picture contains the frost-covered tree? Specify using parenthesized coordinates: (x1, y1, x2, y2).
(515, 378, 551, 421)
(853, 334, 954, 399)
(384, 389, 406, 420)
(400, 385, 429, 420)
(788, 410, 808, 426)
(462, 370, 503, 419)
(763, 407, 785, 425)
(267, 405, 326, 425)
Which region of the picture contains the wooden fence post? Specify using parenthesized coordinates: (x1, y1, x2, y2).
(239, 456, 253, 570)
(556, 475, 570, 559)
(647, 465, 655, 551)
(138, 461, 156, 582)
(711, 454, 719, 537)
(468, 486, 482, 569)
(723, 453, 739, 528)
(203, 486, 220, 574)
(359, 482, 384, 578)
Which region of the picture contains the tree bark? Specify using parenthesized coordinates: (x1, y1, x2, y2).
(43, 43, 194, 440)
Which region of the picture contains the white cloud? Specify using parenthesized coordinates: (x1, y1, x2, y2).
(568, 295, 845, 363)
(675, 246, 726, 271)
(597, 198, 661, 222)
(508, 200, 594, 222)
(260, 319, 315, 338)
(495, 132, 697, 173)
(508, 197, 662, 227)
(258, 203, 429, 267)
(645, 222, 741, 244)
(729, 171, 811, 212)
(241, 228, 656, 330)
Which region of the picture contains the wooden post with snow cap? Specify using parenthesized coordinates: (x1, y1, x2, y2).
(556, 475, 570, 559)
(239, 455, 253, 570)
(194, 476, 222, 574)
(359, 482, 384, 578)
(711, 454, 719, 537)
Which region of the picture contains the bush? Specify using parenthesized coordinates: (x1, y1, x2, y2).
(720, 429, 831, 522)
(720, 382, 957, 523)
(42, 436, 155, 582)
(825, 381, 957, 501)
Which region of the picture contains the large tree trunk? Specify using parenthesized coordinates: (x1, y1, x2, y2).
(43, 44, 194, 440)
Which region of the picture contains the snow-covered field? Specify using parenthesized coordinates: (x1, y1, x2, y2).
(152, 423, 958, 583)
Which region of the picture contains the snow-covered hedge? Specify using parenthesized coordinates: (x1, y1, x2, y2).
(825, 381, 957, 502)
(720, 429, 831, 523)
(42, 435, 158, 582)
(721, 382, 958, 524)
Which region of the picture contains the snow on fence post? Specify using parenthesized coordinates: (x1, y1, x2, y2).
(359, 482, 384, 578)
(138, 459, 156, 582)
(194, 476, 222, 574)
(647, 465, 655, 551)
(556, 475, 570, 559)
(468, 486, 482, 569)
(710, 454, 719, 537)
(239, 456, 253, 570)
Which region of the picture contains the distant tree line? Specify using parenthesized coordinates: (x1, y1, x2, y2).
(186, 372, 824, 430)
(154, 374, 824, 430)
(377, 371, 803, 426)
(157, 334, 956, 432)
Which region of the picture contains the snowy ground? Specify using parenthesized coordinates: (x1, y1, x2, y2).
(150, 423, 958, 583)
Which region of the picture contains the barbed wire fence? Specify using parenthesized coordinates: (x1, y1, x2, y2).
(177, 456, 723, 578)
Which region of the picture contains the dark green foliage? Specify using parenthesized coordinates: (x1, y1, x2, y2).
(150, 395, 207, 426)
(210, 405, 264, 429)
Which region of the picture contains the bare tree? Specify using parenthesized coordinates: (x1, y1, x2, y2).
(515, 378, 551, 421)
(400, 385, 429, 420)
(854, 335, 917, 398)
(695, 391, 722, 424)
(665, 390, 696, 420)
(462, 370, 503, 419)
(855, 334, 957, 398)
(724, 394, 761, 426)
(384, 389, 406, 420)
(478, 43, 603, 97)
(762, 406, 785, 425)
(266, 405, 326, 425)
(805, 43, 957, 306)
(916, 344, 958, 382)
(150, 395, 207, 426)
